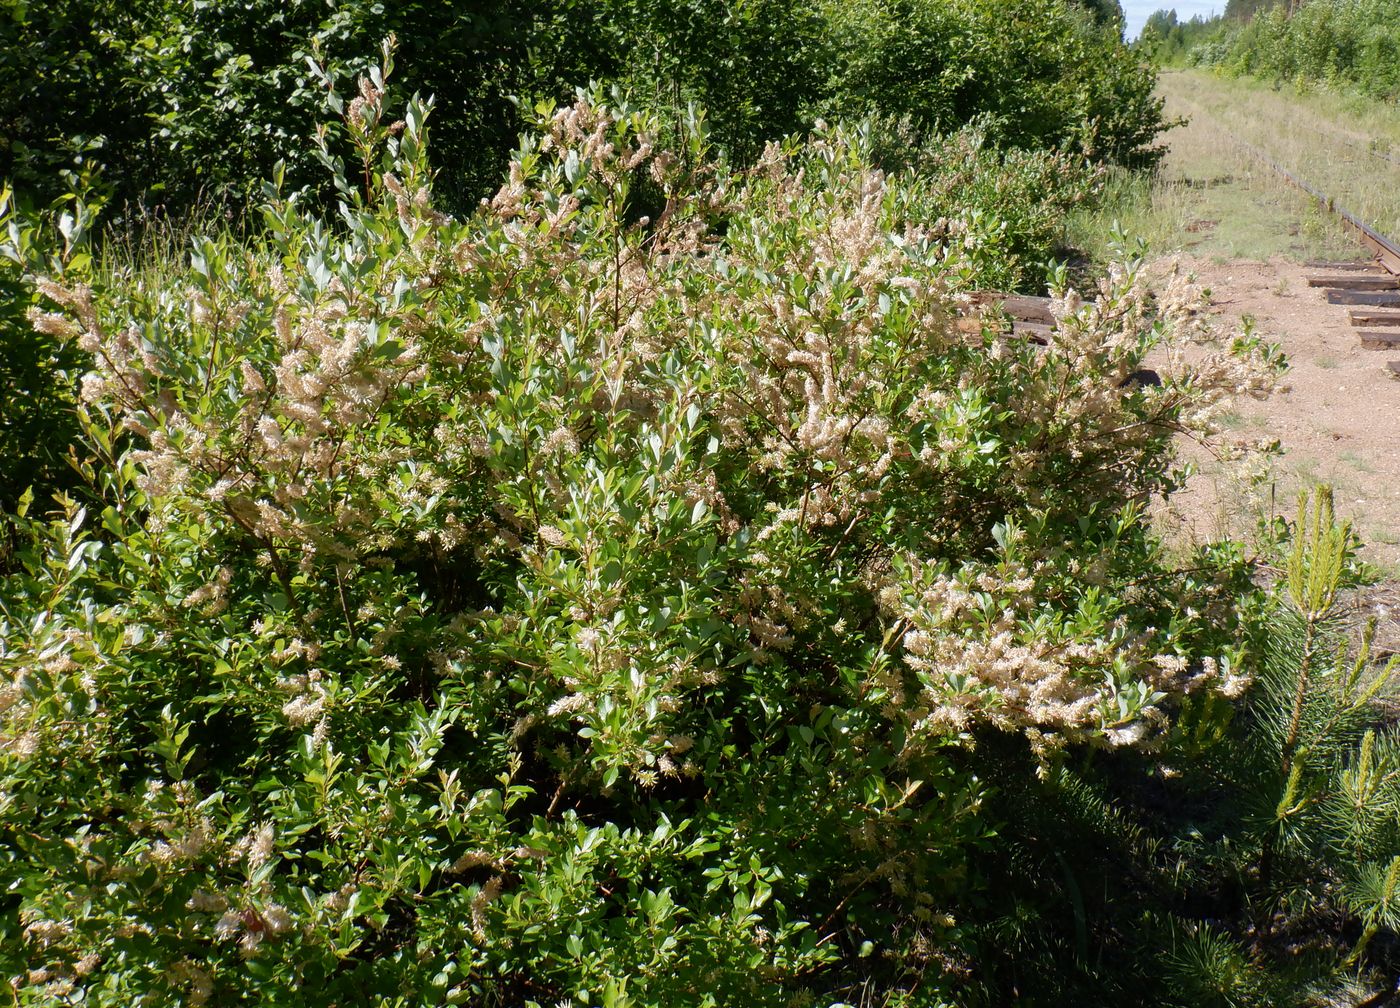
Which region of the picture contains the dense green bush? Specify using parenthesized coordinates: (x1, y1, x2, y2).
(0, 0, 148, 203)
(822, 0, 1167, 168)
(864, 115, 1104, 290)
(1, 0, 1166, 219)
(1225, 0, 1400, 97)
(0, 75, 1281, 1004)
(0, 176, 102, 548)
(576, 0, 829, 164)
(1146, 0, 1400, 99)
(0, 0, 825, 215)
(1138, 10, 1223, 64)
(1, 0, 579, 215)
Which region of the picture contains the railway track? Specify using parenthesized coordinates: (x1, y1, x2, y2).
(973, 106, 1400, 380)
(1335, 134, 1400, 170)
(1194, 120, 1400, 379)
(970, 207, 1400, 381)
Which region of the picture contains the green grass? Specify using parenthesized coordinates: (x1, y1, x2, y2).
(1163, 70, 1400, 237)
(1068, 68, 1395, 264)
(1339, 451, 1376, 474)
(1202, 69, 1400, 163)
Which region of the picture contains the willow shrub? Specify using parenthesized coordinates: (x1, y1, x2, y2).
(0, 176, 102, 551)
(863, 114, 1102, 292)
(4, 0, 1167, 220)
(822, 0, 1167, 169)
(1, 73, 1280, 1005)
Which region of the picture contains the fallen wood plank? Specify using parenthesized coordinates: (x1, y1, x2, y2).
(1326, 289, 1400, 306)
(1305, 259, 1382, 270)
(1308, 275, 1400, 290)
(1010, 321, 1053, 339)
(1349, 310, 1400, 327)
(955, 316, 1055, 344)
(1356, 329, 1400, 349)
(966, 291, 1056, 323)
(1000, 296, 1056, 323)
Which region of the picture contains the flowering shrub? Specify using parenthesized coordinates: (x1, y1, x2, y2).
(0, 177, 100, 534)
(857, 115, 1104, 292)
(0, 72, 1280, 1005)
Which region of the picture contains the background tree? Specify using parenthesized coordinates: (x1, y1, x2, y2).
(1, 0, 1167, 218)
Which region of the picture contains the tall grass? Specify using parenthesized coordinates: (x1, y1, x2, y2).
(1067, 72, 1363, 264)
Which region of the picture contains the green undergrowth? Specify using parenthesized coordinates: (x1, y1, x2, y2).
(1155, 0, 1400, 102)
(1, 0, 1166, 217)
(2, 32, 1398, 1008)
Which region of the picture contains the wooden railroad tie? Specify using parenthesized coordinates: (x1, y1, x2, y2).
(1307, 274, 1400, 290)
(1011, 321, 1053, 342)
(965, 291, 1056, 324)
(1325, 289, 1400, 306)
(1237, 137, 1400, 371)
(1349, 309, 1400, 327)
(957, 292, 1057, 345)
(1304, 260, 1384, 270)
(1357, 330, 1400, 350)
(1311, 270, 1400, 363)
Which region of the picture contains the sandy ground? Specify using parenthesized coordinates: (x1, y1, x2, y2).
(1157, 254, 1400, 653)
(1164, 255, 1400, 567)
(1117, 71, 1400, 658)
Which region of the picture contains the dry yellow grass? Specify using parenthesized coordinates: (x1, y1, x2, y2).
(1159, 69, 1400, 243)
(1069, 69, 1400, 266)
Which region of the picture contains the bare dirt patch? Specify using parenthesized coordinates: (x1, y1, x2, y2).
(1160, 254, 1400, 579)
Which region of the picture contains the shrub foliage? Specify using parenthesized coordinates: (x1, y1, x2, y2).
(0, 73, 1290, 1004)
(0, 0, 1165, 216)
(1145, 0, 1400, 99)
(0, 177, 101, 541)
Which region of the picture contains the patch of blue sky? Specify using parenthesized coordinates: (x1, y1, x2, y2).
(1121, 0, 1221, 38)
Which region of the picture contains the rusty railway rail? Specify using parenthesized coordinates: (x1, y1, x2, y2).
(1237, 138, 1400, 275)
(1335, 134, 1400, 170)
(1171, 94, 1400, 276)
(1206, 125, 1400, 377)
